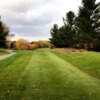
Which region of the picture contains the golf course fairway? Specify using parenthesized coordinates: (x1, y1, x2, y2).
(0, 49, 100, 100)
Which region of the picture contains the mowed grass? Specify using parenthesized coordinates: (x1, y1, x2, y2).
(0, 49, 10, 56)
(0, 49, 100, 100)
(52, 50, 100, 79)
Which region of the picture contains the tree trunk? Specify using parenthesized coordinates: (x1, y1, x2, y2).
(84, 42, 90, 51)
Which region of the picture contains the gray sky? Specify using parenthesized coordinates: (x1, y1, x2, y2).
(0, 0, 99, 41)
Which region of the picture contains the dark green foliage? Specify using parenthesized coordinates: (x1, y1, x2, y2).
(50, 11, 76, 48)
(63, 11, 75, 27)
(49, 24, 61, 47)
(58, 26, 70, 47)
(76, 0, 100, 50)
(0, 18, 9, 48)
(50, 0, 100, 51)
(63, 11, 76, 47)
(91, 3, 100, 51)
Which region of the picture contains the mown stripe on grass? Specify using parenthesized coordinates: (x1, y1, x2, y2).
(13, 50, 100, 100)
(0, 51, 33, 100)
(47, 52, 100, 100)
(0, 49, 100, 100)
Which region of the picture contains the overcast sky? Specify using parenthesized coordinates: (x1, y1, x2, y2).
(0, 0, 99, 41)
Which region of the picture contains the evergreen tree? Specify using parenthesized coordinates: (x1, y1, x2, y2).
(91, 2, 100, 51)
(49, 0, 100, 51)
(49, 24, 61, 47)
(63, 11, 76, 47)
(76, 0, 100, 50)
(0, 17, 9, 48)
(58, 26, 70, 47)
(50, 24, 71, 48)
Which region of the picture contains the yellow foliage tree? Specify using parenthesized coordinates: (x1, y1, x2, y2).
(29, 43, 38, 50)
(37, 40, 49, 48)
(16, 38, 28, 50)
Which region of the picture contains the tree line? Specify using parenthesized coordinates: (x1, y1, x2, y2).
(0, 17, 50, 50)
(50, 0, 100, 51)
(9, 39, 49, 50)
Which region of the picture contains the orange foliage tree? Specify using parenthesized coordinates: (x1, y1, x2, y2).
(16, 38, 29, 50)
(28, 43, 38, 50)
(16, 38, 38, 50)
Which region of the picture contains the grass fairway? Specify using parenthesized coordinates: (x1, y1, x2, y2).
(52, 50, 100, 79)
(0, 49, 100, 100)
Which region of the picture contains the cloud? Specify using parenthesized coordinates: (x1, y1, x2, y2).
(1, 0, 98, 41)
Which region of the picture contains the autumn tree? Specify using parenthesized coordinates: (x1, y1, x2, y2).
(28, 43, 38, 50)
(6, 33, 15, 49)
(16, 38, 29, 50)
(37, 40, 49, 48)
(6, 33, 15, 41)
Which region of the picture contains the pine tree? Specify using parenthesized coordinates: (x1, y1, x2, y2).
(76, 0, 100, 50)
(91, 2, 100, 51)
(49, 24, 60, 47)
(0, 17, 9, 48)
(63, 11, 76, 47)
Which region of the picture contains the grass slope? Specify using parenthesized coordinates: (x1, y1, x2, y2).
(0, 49, 100, 100)
(52, 51, 100, 79)
(0, 49, 10, 56)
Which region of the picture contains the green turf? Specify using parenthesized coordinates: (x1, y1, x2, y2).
(0, 49, 10, 56)
(0, 49, 100, 100)
(52, 51, 100, 79)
